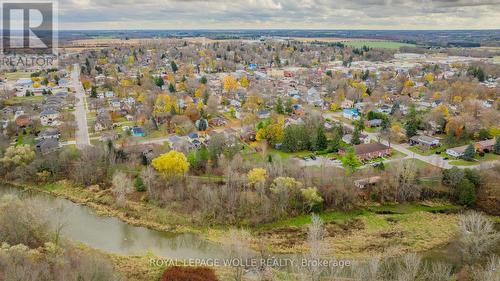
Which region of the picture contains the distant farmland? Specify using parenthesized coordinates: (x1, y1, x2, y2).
(342, 40, 416, 49)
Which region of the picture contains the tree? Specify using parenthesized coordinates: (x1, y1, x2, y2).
(170, 61, 178, 73)
(404, 105, 419, 138)
(152, 150, 189, 179)
(223, 75, 238, 93)
(457, 178, 476, 206)
(90, 86, 97, 98)
(154, 77, 165, 88)
(168, 83, 176, 93)
(1, 145, 35, 166)
(462, 144, 476, 161)
(275, 97, 285, 114)
(351, 128, 361, 145)
(111, 171, 133, 207)
(494, 136, 500, 155)
(301, 187, 324, 213)
(247, 168, 267, 186)
(314, 126, 328, 151)
(342, 148, 361, 175)
(457, 212, 500, 263)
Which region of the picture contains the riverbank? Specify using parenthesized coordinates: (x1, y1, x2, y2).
(2, 179, 472, 259)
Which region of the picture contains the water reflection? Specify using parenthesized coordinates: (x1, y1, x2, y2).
(0, 185, 228, 259)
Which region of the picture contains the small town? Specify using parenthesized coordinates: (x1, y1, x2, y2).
(0, 1, 499, 281)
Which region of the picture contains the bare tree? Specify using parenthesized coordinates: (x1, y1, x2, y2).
(457, 211, 500, 263)
(111, 171, 133, 208)
(224, 229, 253, 281)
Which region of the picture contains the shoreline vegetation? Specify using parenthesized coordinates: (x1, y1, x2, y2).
(3, 179, 467, 257)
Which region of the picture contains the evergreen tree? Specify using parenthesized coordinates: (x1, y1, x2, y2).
(457, 178, 476, 206)
(315, 126, 328, 151)
(462, 144, 476, 161)
(168, 83, 176, 93)
(90, 86, 97, 98)
(494, 136, 500, 155)
(154, 77, 164, 88)
(170, 61, 178, 73)
(275, 97, 285, 114)
(351, 129, 362, 145)
(329, 130, 342, 152)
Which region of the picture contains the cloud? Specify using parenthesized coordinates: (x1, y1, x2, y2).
(56, 0, 500, 29)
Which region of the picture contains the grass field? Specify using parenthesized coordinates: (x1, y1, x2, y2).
(342, 40, 416, 49)
(4, 71, 33, 80)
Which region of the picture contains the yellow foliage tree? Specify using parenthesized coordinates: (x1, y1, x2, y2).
(154, 95, 177, 114)
(404, 80, 415, 88)
(223, 75, 238, 92)
(247, 168, 267, 186)
(424, 73, 434, 83)
(152, 150, 189, 179)
(240, 76, 249, 88)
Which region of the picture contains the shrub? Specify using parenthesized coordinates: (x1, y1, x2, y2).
(134, 176, 146, 192)
(457, 179, 476, 206)
(161, 267, 218, 281)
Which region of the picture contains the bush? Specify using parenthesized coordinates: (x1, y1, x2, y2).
(457, 179, 476, 206)
(134, 176, 146, 192)
(161, 267, 218, 281)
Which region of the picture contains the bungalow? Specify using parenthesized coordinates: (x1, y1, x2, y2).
(38, 129, 60, 140)
(366, 119, 383, 128)
(36, 138, 60, 155)
(476, 139, 496, 153)
(15, 78, 33, 87)
(446, 145, 470, 158)
(354, 176, 381, 189)
(350, 143, 392, 161)
(377, 104, 392, 114)
(110, 98, 121, 108)
(40, 109, 60, 126)
(15, 115, 31, 128)
(257, 110, 271, 119)
(343, 108, 360, 120)
(409, 135, 440, 147)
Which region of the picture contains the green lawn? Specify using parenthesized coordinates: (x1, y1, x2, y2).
(343, 40, 416, 49)
(449, 153, 499, 166)
(4, 96, 44, 105)
(408, 146, 444, 156)
(4, 71, 33, 80)
(256, 203, 461, 231)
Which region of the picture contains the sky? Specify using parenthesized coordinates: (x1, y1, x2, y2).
(58, 0, 500, 30)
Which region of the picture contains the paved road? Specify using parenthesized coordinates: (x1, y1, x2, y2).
(323, 112, 498, 170)
(72, 64, 90, 149)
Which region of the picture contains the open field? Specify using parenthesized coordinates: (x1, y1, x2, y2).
(4, 71, 33, 80)
(291, 37, 416, 49)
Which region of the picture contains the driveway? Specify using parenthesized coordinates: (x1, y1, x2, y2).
(72, 64, 90, 149)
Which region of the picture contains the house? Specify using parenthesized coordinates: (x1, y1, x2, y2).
(446, 145, 470, 158)
(343, 108, 360, 120)
(100, 132, 119, 142)
(257, 110, 271, 119)
(110, 98, 121, 108)
(40, 109, 60, 126)
(354, 176, 381, 189)
(36, 138, 60, 154)
(476, 139, 496, 153)
(38, 129, 60, 140)
(131, 126, 146, 137)
(15, 78, 33, 87)
(377, 105, 392, 114)
(15, 115, 31, 128)
(348, 143, 392, 161)
(366, 119, 383, 128)
(210, 117, 228, 127)
(409, 135, 440, 147)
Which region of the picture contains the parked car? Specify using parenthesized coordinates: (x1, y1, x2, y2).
(310, 155, 317, 160)
(303, 156, 310, 161)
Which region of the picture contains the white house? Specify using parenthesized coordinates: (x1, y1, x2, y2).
(40, 109, 60, 126)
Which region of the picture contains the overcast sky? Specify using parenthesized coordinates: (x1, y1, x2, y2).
(58, 0, 500, 30)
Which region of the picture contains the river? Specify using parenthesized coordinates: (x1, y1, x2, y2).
(0, 185, 228, 260)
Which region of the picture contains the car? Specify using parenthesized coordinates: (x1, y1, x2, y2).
(443, 157, 449, 160)
(303, 157, 310, 161)
(310, 155, 317, 160)
(435, 151, 441, 155)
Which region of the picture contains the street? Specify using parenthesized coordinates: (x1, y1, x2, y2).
(72, 64, 91, 149)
